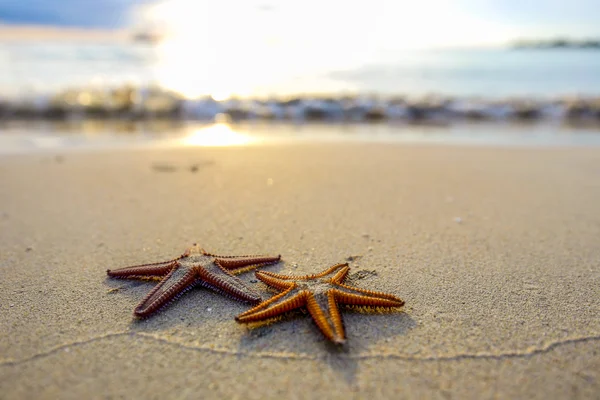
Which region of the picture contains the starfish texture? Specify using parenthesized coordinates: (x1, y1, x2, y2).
(235, 263, 404, 344)
(107, 244, 281, 318)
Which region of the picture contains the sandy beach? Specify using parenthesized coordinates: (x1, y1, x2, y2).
(1, 142, 599, 399)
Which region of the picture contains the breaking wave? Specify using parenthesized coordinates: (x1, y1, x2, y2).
(1, 86, 599, 125)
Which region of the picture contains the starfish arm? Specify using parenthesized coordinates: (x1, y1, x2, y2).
(312, 263, 349, 279)
(252, 269, 297, 280)
(133, 266, 198, 317)
(197, 263, 262, 304)
(305, 291, 346, 343)
(329, 265, 351, 284)
(106, 259, 177, 279)
(255, 263, 349, 282)
(332, 284, 404, 307)
(215, 254, 281, 271)
(203, 248, 278, 260)
(255, 270, 296, 291)
(235, 287, 306, 322)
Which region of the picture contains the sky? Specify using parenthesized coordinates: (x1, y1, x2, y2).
(1, 0, 598, 98)
(1, 0, 599, 43)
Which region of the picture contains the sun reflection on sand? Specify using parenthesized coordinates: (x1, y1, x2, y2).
(181, 122, 255, 147)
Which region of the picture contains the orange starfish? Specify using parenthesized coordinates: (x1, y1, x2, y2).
(107, 244, 281, 318)
(235, 263, 404, 344)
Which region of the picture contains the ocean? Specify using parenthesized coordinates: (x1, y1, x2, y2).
(2, 40, 600, 98)
(1, 39, 600, 152)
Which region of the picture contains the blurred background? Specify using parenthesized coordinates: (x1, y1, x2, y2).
(1, 0, 600, 149)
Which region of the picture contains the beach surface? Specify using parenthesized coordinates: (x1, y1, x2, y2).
(1, 142, 599, 399)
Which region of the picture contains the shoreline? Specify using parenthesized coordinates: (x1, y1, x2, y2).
(2, 120, 600, 155)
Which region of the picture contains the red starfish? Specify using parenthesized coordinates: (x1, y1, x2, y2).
(235, 263, 404, 344)
(107, 244, 281, 318)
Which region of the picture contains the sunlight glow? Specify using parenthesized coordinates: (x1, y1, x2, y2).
(143, 0, 288, 99)
(138, 0, 516, 98)
(181, 123, 255, 147)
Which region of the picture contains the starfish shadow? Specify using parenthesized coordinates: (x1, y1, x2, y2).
(102, 278, 224, 331)
(103, 260, 286, 331)
(236, 310, 416, 385)
(125, 294, 248, 333)
(321, 342, 359, 386)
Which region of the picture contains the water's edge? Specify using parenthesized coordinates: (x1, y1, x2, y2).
(2, 121, 600, 155)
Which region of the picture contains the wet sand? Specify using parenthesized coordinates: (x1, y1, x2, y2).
(1, 143, 599, 399)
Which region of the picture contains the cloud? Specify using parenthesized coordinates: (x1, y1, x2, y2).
(0, 0, 153, 28)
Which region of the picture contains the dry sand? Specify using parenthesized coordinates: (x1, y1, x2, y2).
(0, 143, 599, 399)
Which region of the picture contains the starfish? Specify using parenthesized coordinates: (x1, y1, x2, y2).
(107, 243, 281, 318)
(235, 263, 404, 344)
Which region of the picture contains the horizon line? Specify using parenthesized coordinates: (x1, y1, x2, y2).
(1, 23, 597, 49)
